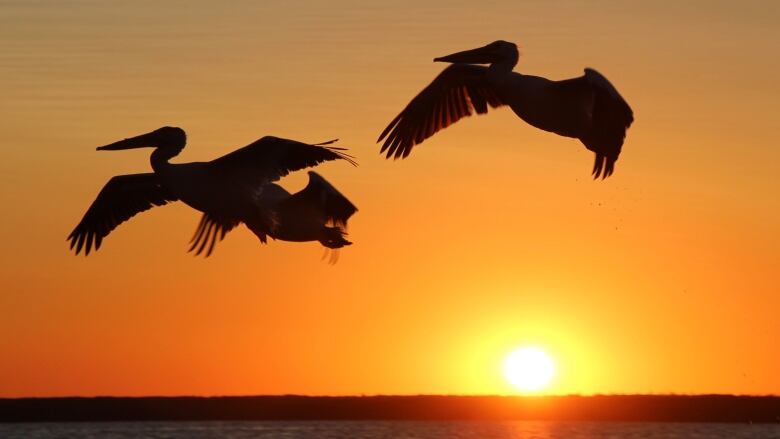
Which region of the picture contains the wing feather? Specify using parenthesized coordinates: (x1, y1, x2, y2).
(278, 171, 357, 228)
(581, 68, 634, 179)
(208, 136, 357, 188)
(188, 214, 240, 257)
(378, 64, 506, 159)
(67, 173, 177, 255)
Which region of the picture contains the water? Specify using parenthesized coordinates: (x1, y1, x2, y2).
(1, 421, 779, 439)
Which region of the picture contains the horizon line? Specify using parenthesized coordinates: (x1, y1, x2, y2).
(3, 393, 779, 399)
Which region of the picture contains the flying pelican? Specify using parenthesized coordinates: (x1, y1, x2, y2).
(378, 40, 634, 178)
(68, 127, 358, 257)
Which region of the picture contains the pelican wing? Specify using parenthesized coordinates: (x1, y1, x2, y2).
(68, 173, 177, 255)
(282, 171, 358, 228)
(378, 64, 505, 159)
(188, 214, 240, 257)
(556, 68, 633, 178)
(209, 136, 357, 186)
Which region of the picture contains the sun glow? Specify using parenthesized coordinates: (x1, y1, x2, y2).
(504, 346, 555, 392)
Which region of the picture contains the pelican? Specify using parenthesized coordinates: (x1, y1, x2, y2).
(378, 40, 634, 178)
(68, 127, 358, 257)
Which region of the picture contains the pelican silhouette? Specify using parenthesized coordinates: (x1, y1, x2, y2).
(68, 127, 358, 257)
(378, 40, 634, 178)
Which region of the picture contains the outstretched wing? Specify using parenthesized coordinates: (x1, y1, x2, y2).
(378, 64, 505, 159)
(188, 214, 240, 257)
(68, 173, 177, 255)
(581, 68, 634, 179)
(293, 171, 357, 228)
(208, 136, 357, 188)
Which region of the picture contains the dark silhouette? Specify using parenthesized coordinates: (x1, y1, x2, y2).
(68, 127, 358, 257)
(378, 40, 634, 179)
(2, 395, 780, 423)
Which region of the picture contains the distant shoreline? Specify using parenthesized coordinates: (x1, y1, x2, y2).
(2, 395, 780, 423)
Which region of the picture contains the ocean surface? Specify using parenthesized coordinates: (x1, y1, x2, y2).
(2, 0, 780, 407)
(1, 421, 779, 439)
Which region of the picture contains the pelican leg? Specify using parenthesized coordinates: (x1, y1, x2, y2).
(318, 226, 352, 249)
(320, 248, 341, 265)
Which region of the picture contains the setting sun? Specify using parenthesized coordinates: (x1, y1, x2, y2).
(504, 347, 556, 392)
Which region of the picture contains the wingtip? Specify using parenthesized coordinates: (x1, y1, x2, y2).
(329, 147, 359, 167)
(314, 138, 339, 146)
(591, 156, 601, 179)
(591, 155, 616, 180)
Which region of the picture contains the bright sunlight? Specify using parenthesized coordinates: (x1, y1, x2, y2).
(504, 346, 555, 392)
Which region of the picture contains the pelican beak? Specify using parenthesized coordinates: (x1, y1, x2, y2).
(96, 129, 162, 151)
(434, 44, 496, 64)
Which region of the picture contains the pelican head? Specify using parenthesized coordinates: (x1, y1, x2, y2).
(434, 40, 518, 65)
(96, 126, 186, 152)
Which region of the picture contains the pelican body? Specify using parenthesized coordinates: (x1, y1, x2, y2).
(69, 127, 358, 257)
(379, 40, 634, 178)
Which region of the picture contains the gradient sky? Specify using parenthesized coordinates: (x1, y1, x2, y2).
(1, 0, 778, 397)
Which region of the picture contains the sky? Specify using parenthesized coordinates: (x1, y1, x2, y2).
(0, 0, 778, 397)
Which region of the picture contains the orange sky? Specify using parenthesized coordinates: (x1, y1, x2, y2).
(1, 0, 779, 397)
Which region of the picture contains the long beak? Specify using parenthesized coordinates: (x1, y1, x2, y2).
(96, 130, 159, 151)
(434, 44, 494, 64)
